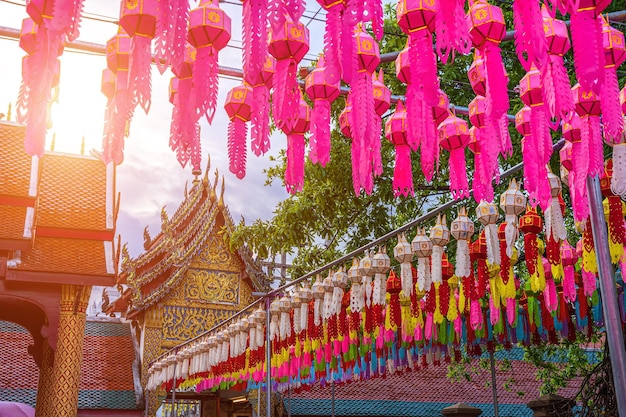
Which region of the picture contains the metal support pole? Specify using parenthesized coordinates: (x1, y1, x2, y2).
(265, 297, 272, 417)
(586, 175, 626, 417)
(489, 352, 500, 417)
(171, 360, 177, 417)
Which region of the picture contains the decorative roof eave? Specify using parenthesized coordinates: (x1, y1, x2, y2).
(5, 269, 115, 287)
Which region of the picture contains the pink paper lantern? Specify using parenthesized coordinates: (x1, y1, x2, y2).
(559, 140, 573, 171)
(385, 101, 413, 197)
(355, 28, 380, 73)
(519, 67, 543, 107)
(573, 84, 601, 117)
(305, 57, 341, 103)
(395, 45, 410, 85)
(439, 114, 471, 199)
(25, 0, 54, 25)
(433, 90, 450, 127)
(396, 0, 436, 33)
(468, 126, 479, 154)
(515, 106, 531, 137)
(120, 0, 158, 38)
(467, 0, 506, 48)
(225, 83, 254, 179)
(268, 20, 310, 62)
(172, 44, 195, 80)
(373, 70, 391, 117)
(469, 96, 487, 128)
(542, 9, 570, 56)
(102, 69, 116, 101)
(188, 0, 232, 52)
(106, 29, 132, 76)
(19, 18, 39, 55)
(468, 52, 487, 96)
(339, 99, 353, 138)
(168, 76, 178, 105)
(562, 114, 582, 143)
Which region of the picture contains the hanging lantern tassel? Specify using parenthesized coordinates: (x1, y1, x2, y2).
(451, 207, 474, 279)
(476, 200, 501, 266)
(242, 0, 268, 82)
(611, 141, 626, 199)
(435, 0, 471, 63)
(541, 7, 575, 123)
(601, 19, 625, 143)
(385, 101, 413, 197)
(563, 113, 590, 223)
(579, 227, 597, 296)
(348, 258, 364, 322)
(387, 271, 403, 328)
(119, 0, 157, 113)
(332, 268, 348, 317)
(412, 227, 433, 292)
(468, 0, 509, 121)
(372, 247, 391, 327)
(512, 0, 547, 73)
(499, 178, 526, 258)
(224, 83, 253, 179)
(429, 214, 450, 286)
(283, 99, 310, 194)
(188, 0, 232, 124)
(312, 276, 325, 327)
(278, 296, 292, 342)
(394, 232, 414, 298)
(570, 9, 603, 95)
(269, 18, 310, 132)
(600, 160, 626, 263)
(560, 239, 578, 302)
(544, 172, 567, 279)
(359, 250, 375, 335)
(305, 55, 341, 166)
(497, 223, 517, 300)
(249, 57, 275, 156)
(439, 113, 471, 199)
(520, 206, 546, 293)
(318, 0, 344, 84)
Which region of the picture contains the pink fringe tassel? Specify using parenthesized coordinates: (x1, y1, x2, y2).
(563, 265, 576, 302)
(286, 133, 305, 194)
(251, 85, 271, 156)
(601, 67, 624, 143)
(192, 47, 220, 124)
(393, 144, 414, 197)
(310, 100, 331, 166)
(228, 119, 248, 179)
(484, 42, 509, 119)
(571, 11, 604, 94)
(449, 148, 469, 199)
(129, 35, 152, 114)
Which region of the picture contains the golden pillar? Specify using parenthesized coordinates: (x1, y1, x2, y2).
(51, 285, 91, 417)
(142, 306, 164, 417)
(35, 340, 55, 417)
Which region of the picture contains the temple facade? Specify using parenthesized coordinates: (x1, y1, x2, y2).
(108, 165, 268, 416)
(0, 120, 119, 415)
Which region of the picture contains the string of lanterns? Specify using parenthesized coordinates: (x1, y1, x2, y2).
(144, 160, 626, 394)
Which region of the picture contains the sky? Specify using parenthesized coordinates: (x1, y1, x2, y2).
(0, 0, 327, 259)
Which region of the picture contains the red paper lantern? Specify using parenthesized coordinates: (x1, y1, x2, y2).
(225, 84, 253, 122)
(562, 115, 582, 143)
(304, 57, 341, 102)
(355, 27, 380, 73)
(268, 19, 310, 62)
(373, 70, 391, 117)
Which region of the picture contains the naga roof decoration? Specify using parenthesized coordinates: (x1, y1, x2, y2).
(0, 121, 117, 285)
(121, 158, 266, 313)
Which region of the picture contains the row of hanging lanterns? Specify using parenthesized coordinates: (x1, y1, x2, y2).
(145, 160, 625, 393)
(13, 0, 626, 221)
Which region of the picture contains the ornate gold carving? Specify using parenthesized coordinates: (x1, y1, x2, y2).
(51, 285, 90, 417)
(35, 341, 55, 417)
(172, 269, 240, 304)
(162, 306, 236, 341)
(142, 326, 165, 417)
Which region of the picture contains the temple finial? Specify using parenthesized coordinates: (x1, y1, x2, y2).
(50, 132, 56, 152)
(7, 103, 12, 121)
(80, 136, 85, 155)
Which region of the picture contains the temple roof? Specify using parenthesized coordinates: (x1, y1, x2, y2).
(0, 121, 116, 286)
(120, 165, 266, 314)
